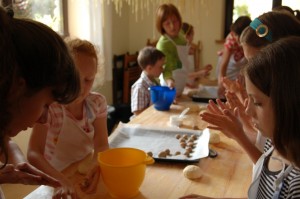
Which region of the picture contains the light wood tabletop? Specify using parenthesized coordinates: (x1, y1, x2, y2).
(24, 90, 252, 199)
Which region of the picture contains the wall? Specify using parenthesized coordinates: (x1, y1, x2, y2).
(127, 1, 225, 77)
(67, 1, 226, 105)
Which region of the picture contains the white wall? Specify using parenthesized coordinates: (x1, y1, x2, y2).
(67, 1, 226, 105)
(126, 0, 225, 76)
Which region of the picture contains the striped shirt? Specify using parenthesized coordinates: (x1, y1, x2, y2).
(43, 92, 107, 161)
(256, 139, 300, 198)
(131, 71, 159, 113)
(224, 31, 244, 62)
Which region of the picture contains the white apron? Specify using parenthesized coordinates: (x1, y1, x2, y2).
(186, 54, 197, 86)
(248, 146, 293, 199)
(48, 106, 94, 171)
(160, 35, 190, 96)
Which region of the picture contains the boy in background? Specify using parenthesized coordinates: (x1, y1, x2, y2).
(131, 46, 165, 116)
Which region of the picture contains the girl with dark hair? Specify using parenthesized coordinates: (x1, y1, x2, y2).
(0, 6, 80, 198)
(181, 36, 300, 199)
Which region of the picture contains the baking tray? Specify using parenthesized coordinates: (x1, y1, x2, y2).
(109, 124, 210, 163)
(191, 86, 226, 103)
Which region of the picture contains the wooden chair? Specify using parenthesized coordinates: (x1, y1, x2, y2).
(123, 52, 142, 104)
(111, 54, 134, 126)
(112, 54, 125, 105)
(193, 40, 203, 71)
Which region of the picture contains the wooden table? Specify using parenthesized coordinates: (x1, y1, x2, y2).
(25, 93, 252, 199)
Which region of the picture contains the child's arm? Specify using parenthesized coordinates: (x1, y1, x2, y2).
(0, 137, 60, 187)
(5, 136, 27, 164)
(217, 48, 231, 98)
(81, 115, 109, 194)
(201, 100, 262, 164)
(92, 116, 109, 161)
(27, 123, 77, 198)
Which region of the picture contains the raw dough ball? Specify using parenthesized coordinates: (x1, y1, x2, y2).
(164, 149, 171, 155)
(209, 131, 221, 144)
(147, 151, 153, 157)
(158, 151, 167, 158)
(183, 165, 203, 179)
(175, 134, 182, 139)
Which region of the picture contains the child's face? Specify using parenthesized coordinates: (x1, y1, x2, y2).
(162, 15, 180, 38)
(74, 53, 97, 102)
(147, 57, 165, 78)
(185, 29, 194, 43)
(245, 76, 274, 139)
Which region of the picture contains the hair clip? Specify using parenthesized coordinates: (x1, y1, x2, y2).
(250, 18, 272, 42)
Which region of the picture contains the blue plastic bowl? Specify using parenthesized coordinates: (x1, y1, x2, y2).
(149, 86, 176, 111)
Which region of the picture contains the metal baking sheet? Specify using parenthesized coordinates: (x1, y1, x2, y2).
(109, 124, 210, 163)
(191, 86, 226, 103)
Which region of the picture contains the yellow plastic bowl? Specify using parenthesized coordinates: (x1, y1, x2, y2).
(98, 147, 154, 198)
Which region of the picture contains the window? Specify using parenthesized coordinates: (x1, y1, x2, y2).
(2, 0, 68, 36)
(224, 0, 300, 38)
(233, 0, 272, 21)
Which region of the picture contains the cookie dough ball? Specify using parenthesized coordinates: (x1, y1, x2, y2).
(183, 165, 203, 179)
(209, 131, 221, 144)
(175, 134, 182, 139)
(158, 151, 167, 158)
(147, 151, 153, 157)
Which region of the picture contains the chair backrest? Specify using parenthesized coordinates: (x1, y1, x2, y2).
(193, 40, 202, 71)
(123, 52, 142, 104)
(112, 54, 126, 105)
(146, 38, 158, 47)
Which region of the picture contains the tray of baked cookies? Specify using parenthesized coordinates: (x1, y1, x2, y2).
(109, 124, 210, 163)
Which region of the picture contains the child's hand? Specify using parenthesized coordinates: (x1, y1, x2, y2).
(0, 163, 60, 187)
(53, 178, 77, 199)
(222, 76, 247, 103)
(80, 165, 100, 194)
(166, 78, 175, 89)
(200, 99, 245, 142)
(188, 64, 212, 79)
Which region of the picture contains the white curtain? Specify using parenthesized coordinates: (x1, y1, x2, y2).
(68, 0, 113, 89)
